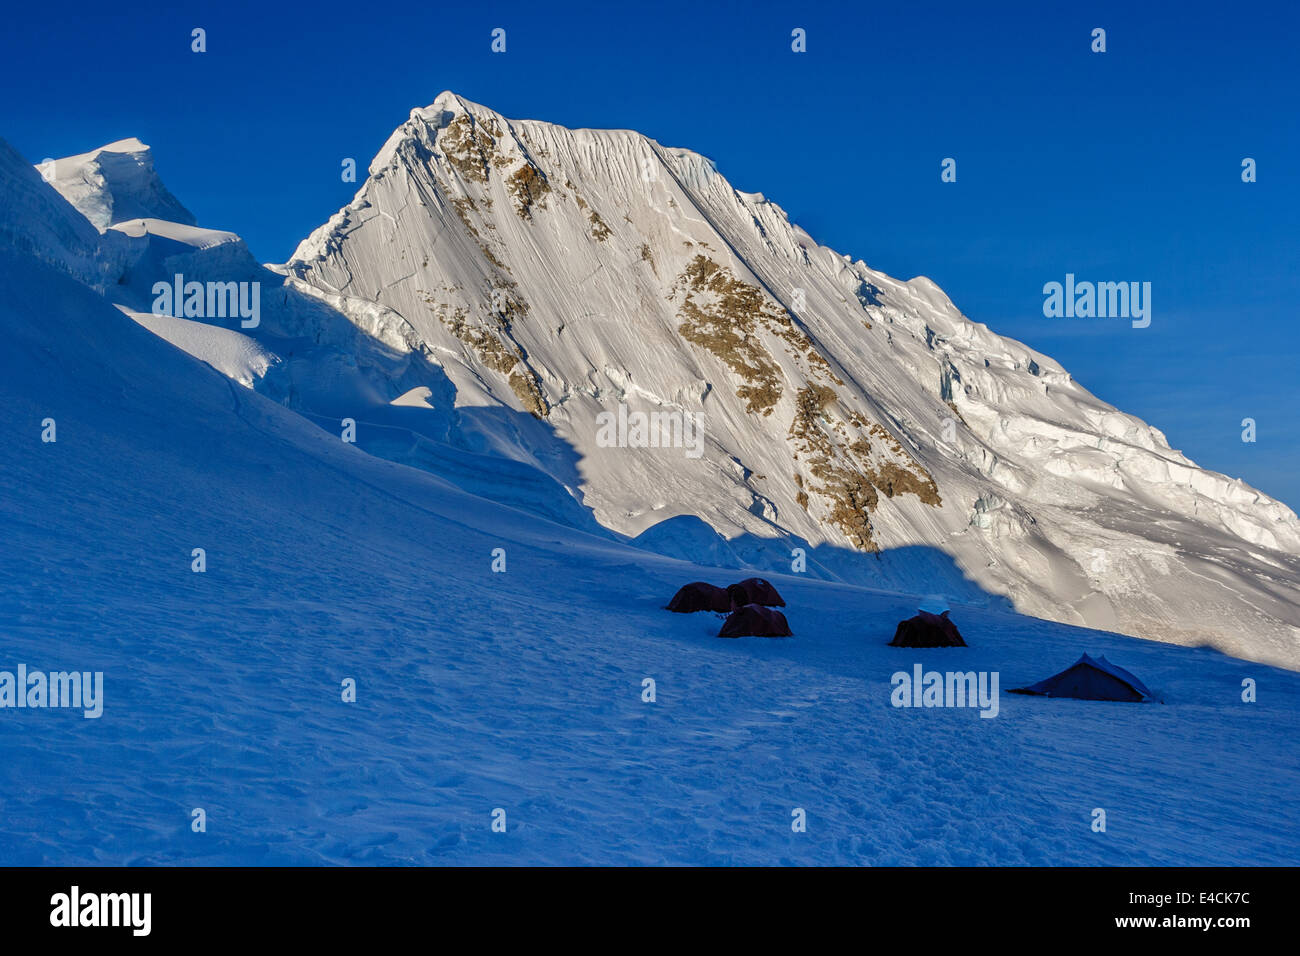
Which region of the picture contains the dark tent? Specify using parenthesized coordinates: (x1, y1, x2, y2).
(725, 583, 749, 611)
(667, 582, 731, 613)
(729, 577, 786, 607)
(1009, 654, 1155, 702)
(888, 609, 966, 647)
(718, 604, 792, 638)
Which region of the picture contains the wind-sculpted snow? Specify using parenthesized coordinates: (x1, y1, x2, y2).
(0, 138, 115, 288)
(37, 138, 196, 230)
(121, 306, 287, 394)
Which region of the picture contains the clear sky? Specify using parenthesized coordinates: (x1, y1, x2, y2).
(4, 0, 1297, 507)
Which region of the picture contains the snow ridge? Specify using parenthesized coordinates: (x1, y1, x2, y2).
(37, 138, 196, 230)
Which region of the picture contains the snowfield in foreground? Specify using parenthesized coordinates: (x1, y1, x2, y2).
(1, 249, 1296, 866)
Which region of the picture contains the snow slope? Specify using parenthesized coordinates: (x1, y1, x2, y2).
(269, 93, 1300, 669)
(2, 235, 1298, 866)
(0, 138, 112, 288)
(122, 306, 288, 394)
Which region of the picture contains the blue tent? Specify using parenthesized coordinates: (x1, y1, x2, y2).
(1009, 654, 1156, 702)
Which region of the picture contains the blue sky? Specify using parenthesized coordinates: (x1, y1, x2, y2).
(4, 0, 1297, 506)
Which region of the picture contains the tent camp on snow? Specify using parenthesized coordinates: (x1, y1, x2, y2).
(665, 582, 731, 613)
(889, 609, 967, 647)
(729, 577, 785, 607)
(666, 577, 786, 614)
(1009, 654, 1157, 703)
(718, 582, 792, 637)
(665, 577, 792, 637)
(718, 604, 792, 639)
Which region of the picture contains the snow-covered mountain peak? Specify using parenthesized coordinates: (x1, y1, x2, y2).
(275, 97, 1300, 667)
(37, 137, 195, 230)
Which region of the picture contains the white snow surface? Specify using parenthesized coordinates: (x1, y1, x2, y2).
(122, 305, 286, 394)
(36, 138, 196, 230)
